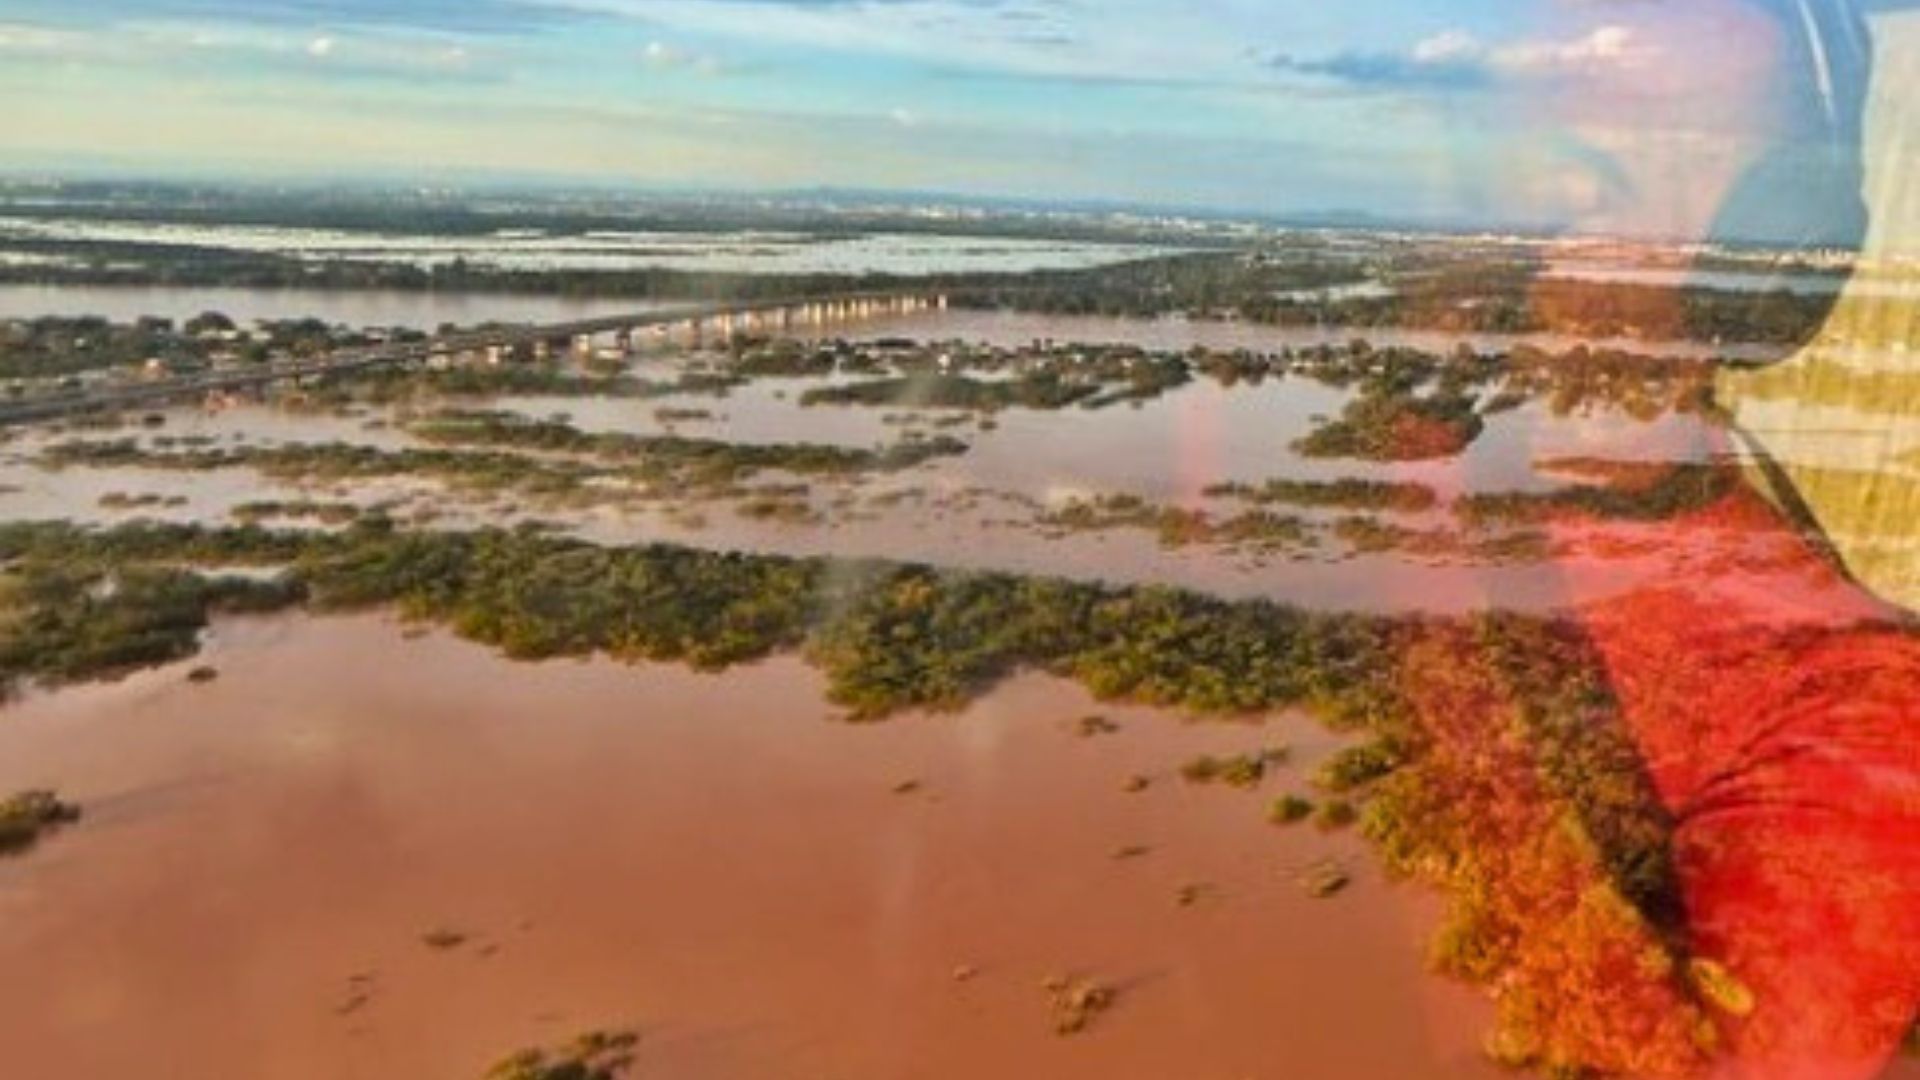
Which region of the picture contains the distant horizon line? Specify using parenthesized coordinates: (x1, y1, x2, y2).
(0, 169, 1879, 256)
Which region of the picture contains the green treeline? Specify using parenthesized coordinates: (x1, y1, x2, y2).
(966, 254, 1840, 346)
(407, 409, 968, 476)
(44, 417, 967, 501)
(1458, 463, 1741, 527)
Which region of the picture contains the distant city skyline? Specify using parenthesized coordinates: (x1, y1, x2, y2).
(2, 1, 1916, 244)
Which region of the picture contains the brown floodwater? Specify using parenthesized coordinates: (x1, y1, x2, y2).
(0, 614, 1500, 1080)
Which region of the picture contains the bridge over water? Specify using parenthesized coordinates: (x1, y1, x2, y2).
(0, 291, 946, 427)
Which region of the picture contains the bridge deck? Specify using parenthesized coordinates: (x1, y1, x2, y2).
(0, 291, 939, 427)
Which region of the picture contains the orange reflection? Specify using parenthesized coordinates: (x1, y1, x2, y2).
(1375, 2, 1919, 1075)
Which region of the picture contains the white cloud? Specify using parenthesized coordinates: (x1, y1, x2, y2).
(306, 35, 334, 58)
(1407, 24, 1650, 80)
(0, 22, 84, 54)
(1492, 25, 1643, 75)
(1411, 30, 1480, 65)
(641, 39, 723, 76)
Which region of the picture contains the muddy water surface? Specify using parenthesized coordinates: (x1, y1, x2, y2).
(0, 614, 1498, 1080)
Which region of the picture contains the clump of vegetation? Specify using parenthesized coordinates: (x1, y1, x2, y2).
(1038, 488, 1558, 565)
(1174, 882, 1216, 907)
(50, 417, 963, 509)
(1456, 461, 1739, 527)
(485, 1030, 638, 1080)
(98, 491, 179, 511)
(653, 407, 715, 423)
(1075, 714, 1119, 737)
(1043, 975, 1117, 1035)
(0, 789, 80, 855)
(1313, 743, 1401, 793)
(1205, 478, 1439, 514)
(406, 408, 968, 480)
(1180, 748, 1288, 789)
(803, 372, 1101, 412)
(1299, 859, 1352, 898)
(1038, 495, 1319, 556)
(1267, 794, 1314, 825)
(232, 500, 363, 526)
(734, 496, 821, 526)
(420, 928, 469, 950)
(0, 559, 301, 694)
(351, 362, 697, 404)
(1313, 799, 1359, 831)
(790, 344, 1195, 413)
(1294, 388, 1485, 462)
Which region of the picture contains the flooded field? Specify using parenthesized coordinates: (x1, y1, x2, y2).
(0, 342, 1769, 616)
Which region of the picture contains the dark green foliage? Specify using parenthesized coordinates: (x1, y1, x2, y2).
(1456, 462, 1740, 527)
(1294, 387, 1486, 462)
(1268, 794, 1315, 824)
(485, 1030, 638, 1080)
(1038, 495, 1318, 555)
(1313, 798, 1359, 830)
(802, 372, 1101, 412)
(407, 409, 968, 479)
(1179, 748, 1288, 788)
(806, 567, 1084, 718)
(44, 419, 965, 506)
(970, 252, 1835, 346)
(0, 560, 301, 692)
(1314, 742, 1403, 794)
(0, 520, 1417, 724)
(1205, 478, 1440, 514)
(231, 500, 362, 525)
(0, 790, 80, 855)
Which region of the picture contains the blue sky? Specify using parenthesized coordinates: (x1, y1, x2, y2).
(0, 0, 1905, 238)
